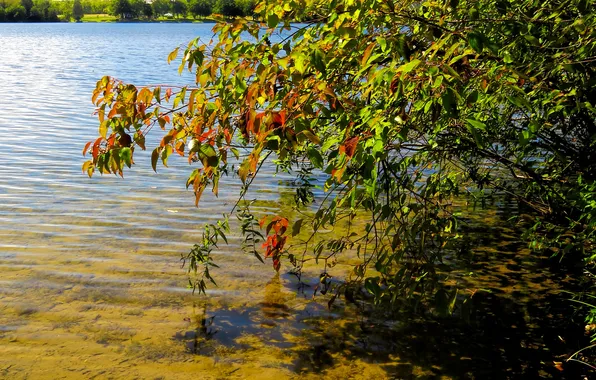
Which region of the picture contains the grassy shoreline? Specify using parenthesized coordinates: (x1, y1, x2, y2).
(80, 14, 219, 23)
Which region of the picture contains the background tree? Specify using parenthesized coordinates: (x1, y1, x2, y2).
(28, 0, 59, 21)
(20, 0, 32, 16)
(6, 3, 26, 20)
(110, 0, 130, 18)
(189, 0, 211, 19)
(85, 0, 596, 365)
(0, 7, 5, 21)
(212, 0, 241, 17)
(129, 0, 144, 18)
(151, 0, 169, 17)
(72, 0, 84, 20)
(235, 0, 254, 18)
(81, 0, 110, 14)
(141, 1, 152, 18)
(171, 0, 187, 18)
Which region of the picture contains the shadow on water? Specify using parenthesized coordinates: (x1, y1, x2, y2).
(172, 206, 594, 379)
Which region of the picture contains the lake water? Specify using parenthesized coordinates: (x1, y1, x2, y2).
(0, 23, 588, 379)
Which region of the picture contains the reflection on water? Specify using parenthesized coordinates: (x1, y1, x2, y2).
(0, 23, 591, 379)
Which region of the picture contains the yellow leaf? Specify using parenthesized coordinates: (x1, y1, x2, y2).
(167, 47, 179, 64)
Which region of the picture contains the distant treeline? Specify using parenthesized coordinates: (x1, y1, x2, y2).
(0, 0, 60, 21)
(0, 0, 257, 22)
(111, 0, 256, 19)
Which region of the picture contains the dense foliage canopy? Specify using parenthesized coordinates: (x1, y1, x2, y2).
(72, 0, 83, 21)
(0, 0, 59, 21)
(84, 0, 596, 354)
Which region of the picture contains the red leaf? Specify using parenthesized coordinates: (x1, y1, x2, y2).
(92, 137, 103, 160)
(82, 141, 92, 156)
(342, 136, 359, 158)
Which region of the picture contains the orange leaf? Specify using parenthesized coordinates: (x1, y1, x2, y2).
(343, 136, 359, 158)
(82, 141, 92, 156)
(92, 137, 103, 160)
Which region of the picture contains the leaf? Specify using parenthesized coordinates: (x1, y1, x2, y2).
(465, 119, 486, 131)
(292, 218, 304, 237)
(307, 146, 324, 168)
(311, 49, 326, 74)
(267, 13, 279, 28)
(161, 145, 173, 167)
(377, 37, 387, 53)
(524, 35, 540, 46)
(466, 122, 484, 148)
(397, 59, 421, 74)
(167, 47, 179, 64)
(120, 147, 132, 168)
(199, 144, 218, 167)
(199, 143, 217, 158)
(468, 32, 484, 52)
(507, 95, 532, 110)
(238, 159, 251, 184)
(82, 160, 92, 173)
(99, 120, 109, 139)
(151, 148, 159, 172)
(361, 43, 374, 65)
(441, 88, 457, 117)
(302, 130, 321, 145)
(82, 141, 92, 156)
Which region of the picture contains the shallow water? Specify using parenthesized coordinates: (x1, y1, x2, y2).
(0, 23, 590, 379)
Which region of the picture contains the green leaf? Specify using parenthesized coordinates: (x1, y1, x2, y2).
(199, 143, 217, 158)
(120, 147, 132, 168)
(465, 122, 484, 148)
(397, 59, 421, 74)
(267, 13, 279, 28)
(503, 52, 513, 64)
(302, 130, 321, 145)
(468, 32, 484, 52)
(151, 148, 159, 172)
(199, 144, 218, 167)
(308, 146, 324, 168)
(524, 35, 540, 46)
(466, 119, 486, 131)
(507, 95, 532, 110)
(466, 90, 479, 104)
(441, 88, 457, 117)
(292, 218, 304, 237)
(311, 49, 326, 74)
(161, 145, 172, 167)
(377, 37, 387, 53)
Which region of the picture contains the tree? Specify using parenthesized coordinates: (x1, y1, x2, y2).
(171, 0, 187, 18)
(20, 0, 32, 16)
(141, 1, 152, 18)
(235, 0, 254, 17)
(28, 0, 59, 21)
(0, 7, 5, 22)
(6, 4, 26, 21)
(72, 0, 84, 21)
(85, 0, 595, 333)
(130, 0, 145, 18)
(189, 0, 211, 19)
(151, 0, 169, 18)
(110, 0, 131, 18)
(212, 0, 241, 17)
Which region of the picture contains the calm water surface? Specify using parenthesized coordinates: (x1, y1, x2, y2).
(0, 23, 586, 379)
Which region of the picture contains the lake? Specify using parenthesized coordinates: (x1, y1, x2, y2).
(0, 22, 586, 379)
